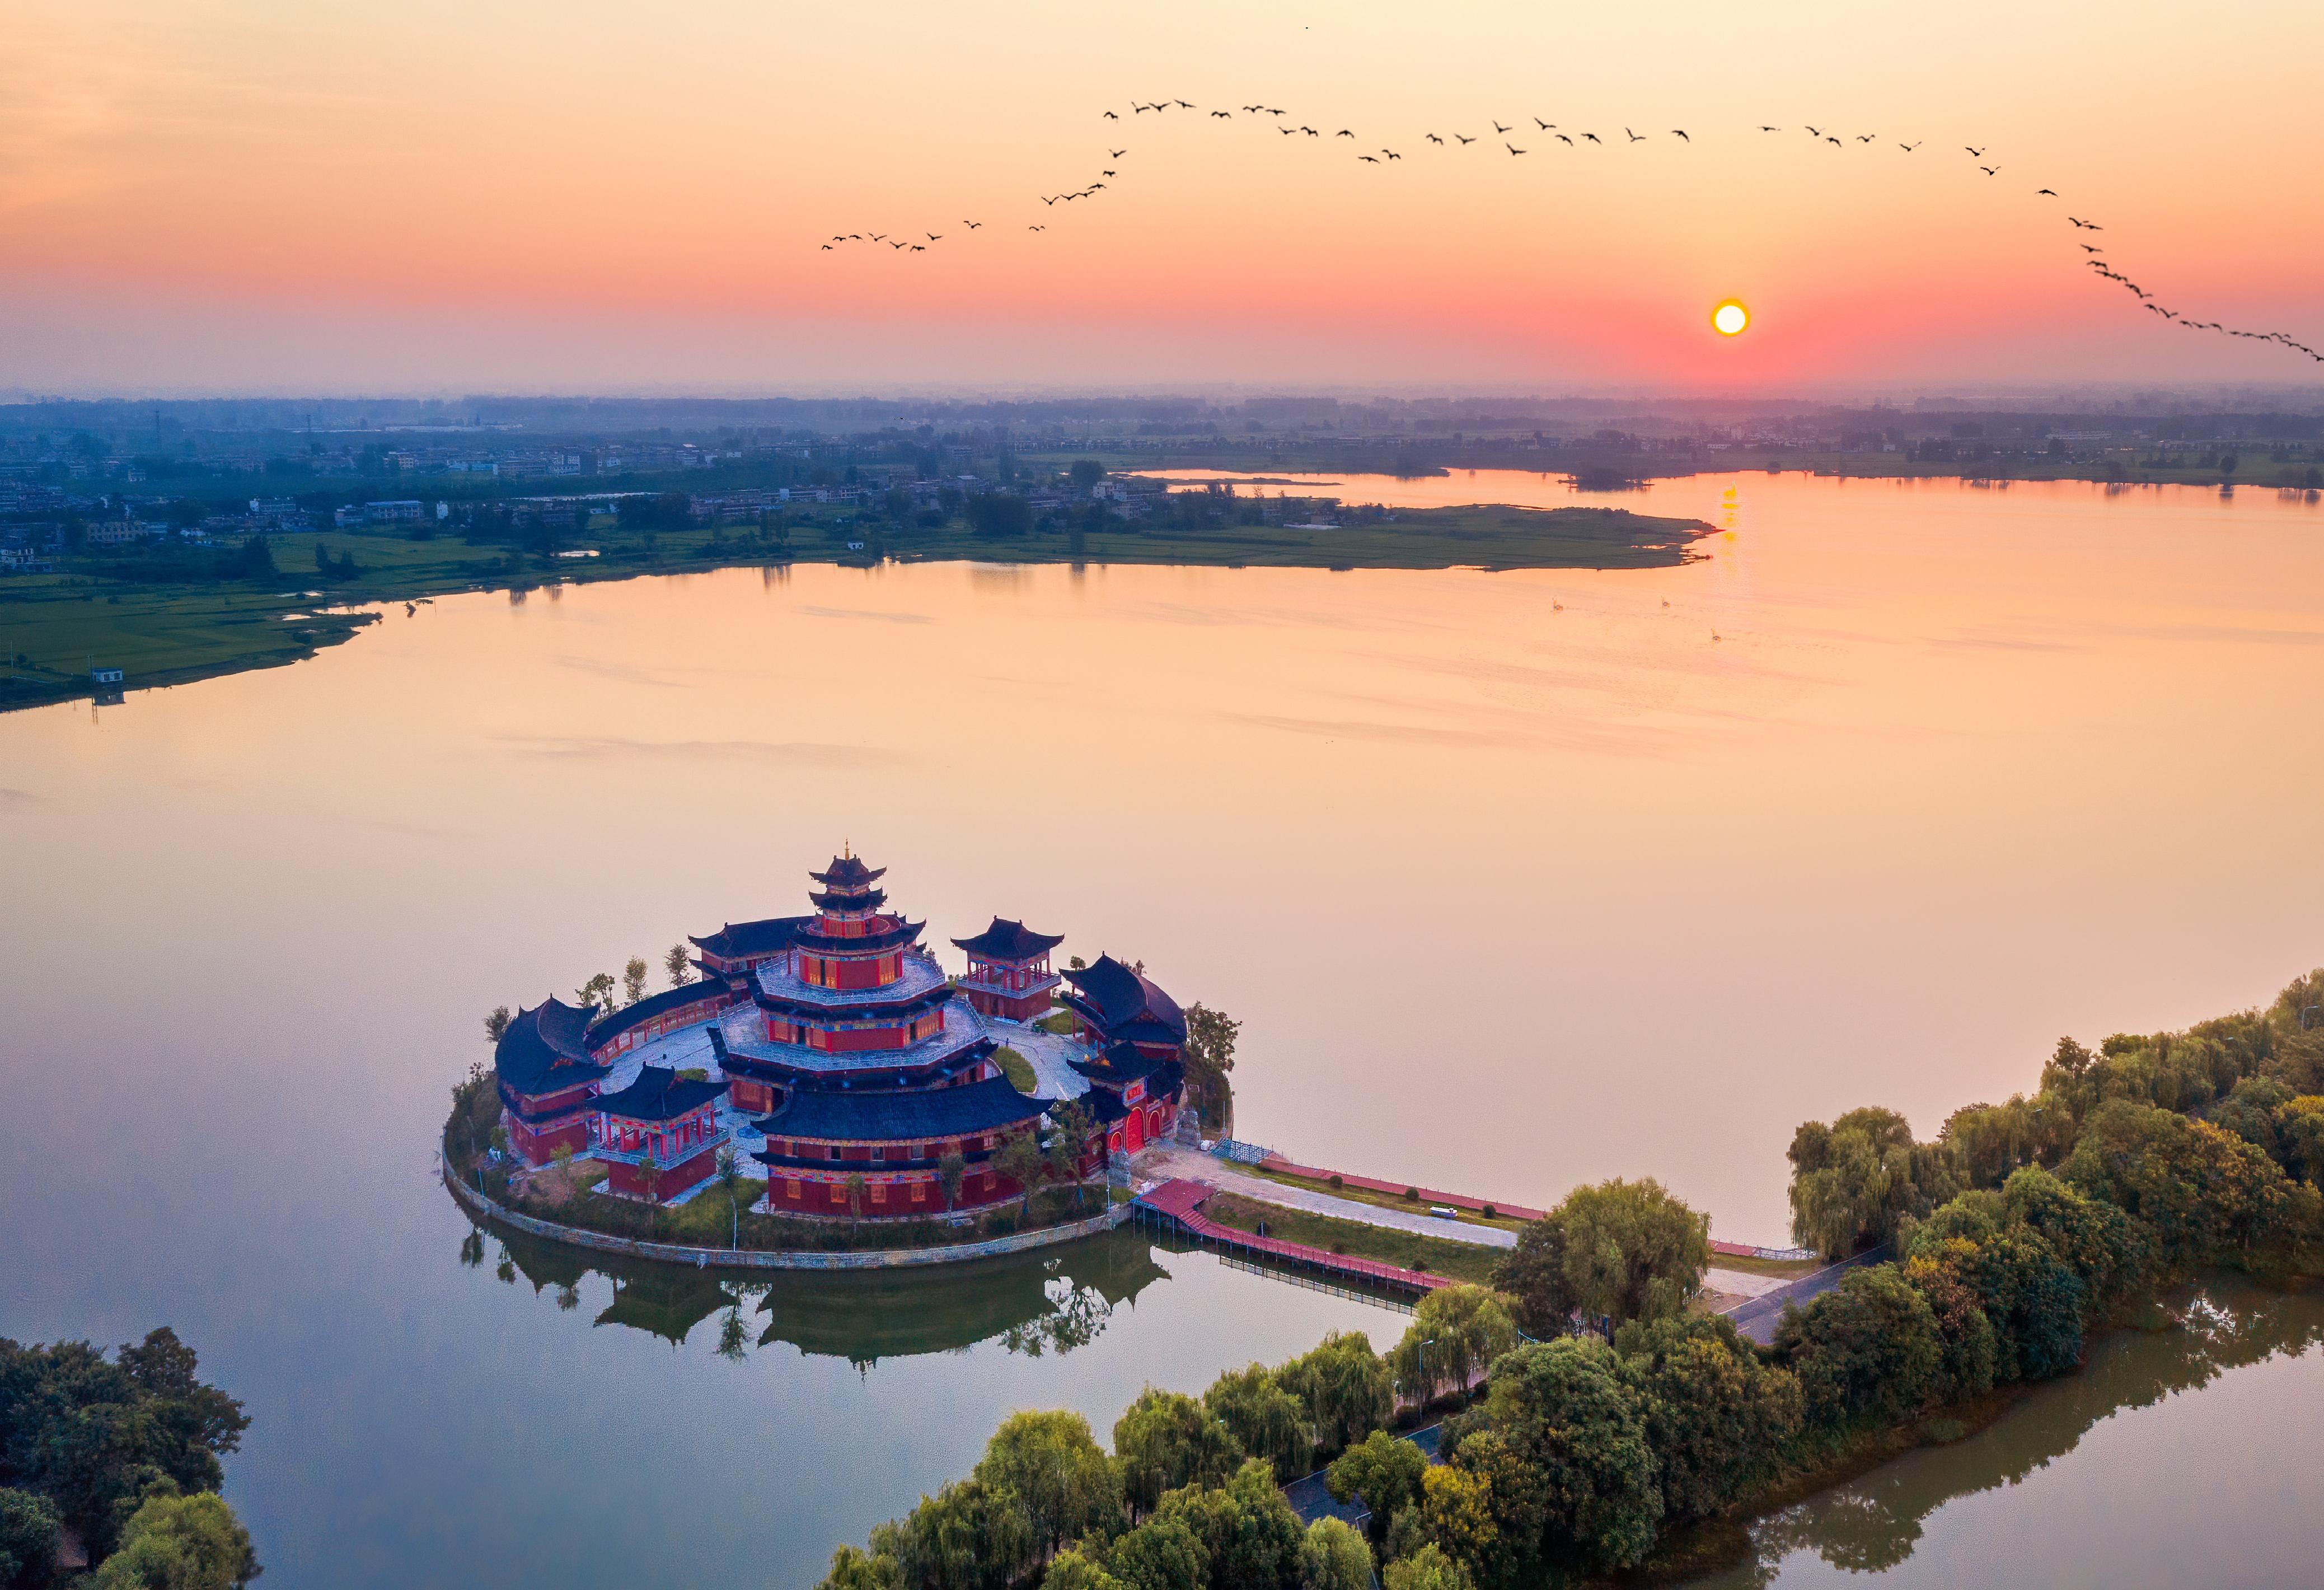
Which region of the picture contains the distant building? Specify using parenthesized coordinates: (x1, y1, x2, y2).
(91, 666, 124, 685)
(364, 499, 424, 522)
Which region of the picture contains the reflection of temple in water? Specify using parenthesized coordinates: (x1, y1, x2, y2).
(755, 1229, 1172, 1368)
(472, 1220, 1170, 1364)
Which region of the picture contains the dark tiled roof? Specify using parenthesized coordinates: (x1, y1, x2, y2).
(753, 1074, 1044, 1144)
(1071, 1041, 1175, 1087)
(585, 980, 725, 1048)
(495, 999, 612, 1097)
(793, 918, 925, 955)
(691, 916, 811, 960)
(1061, 955, 1187, 1043)
(809, 887, 888, 912)
(809, 854, 885, 886)
(951, 917, 1066, 961)
(592, 1064, 729, 1123)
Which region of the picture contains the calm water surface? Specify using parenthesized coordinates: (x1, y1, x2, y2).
(2, 471, 2320, 1588)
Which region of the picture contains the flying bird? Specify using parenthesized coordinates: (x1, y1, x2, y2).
(1103, 111, 1117, 119)
(1358, 154, 1379, 163)
(1671, 129, 1689, 141)
(1211, 110, 1231, 118)
(1493, 120, 1512, 133)
(1899, 141, 1920, 151)
(1280, 126, 1296, 134)
(1624, 127, 1645, 142)
(2069, 217, 2101, 230)
(1582, 132, 1600, 143)
(2079, 244, 2102, 252)
(1856, 133, 1875, 142)
(1554, 133, 1572, 144)
(1427, 133, 1444, 144)
(820, 244, 831, 250)
(1965, 146, 1985, 157)
(910, 245, 924, 251)
(1110, 149, 1126, 157)
(964, 221, 981, 228)
(926, 233, 941, 241)
(1826, 136, 1842, 146)
(1759, 125, 1781, 132)
(2037, 188, 2056, 195)
(1455, 133, 1476, 144)
(1336, 129, 1354, 137)
(1174, 99, 1193, 108)
(1535, 117, 1555, 129)
(1805, 124, 1822, 136)
(1979, 165, 1999, 175)
(1507, 142, 1527, 155)
(1028, 225, 1044, 231)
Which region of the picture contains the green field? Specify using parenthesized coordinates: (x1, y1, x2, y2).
(0, 503, 1707, 713)
(1198, 1190, 1503, 1285)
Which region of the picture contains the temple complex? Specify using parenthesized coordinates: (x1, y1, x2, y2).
(489, 850, 1190, 1219)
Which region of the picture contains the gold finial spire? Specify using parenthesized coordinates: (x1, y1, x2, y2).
(844, 838, 851, 859)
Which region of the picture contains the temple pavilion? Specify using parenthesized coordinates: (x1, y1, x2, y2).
(488, 850, 1190, 1214)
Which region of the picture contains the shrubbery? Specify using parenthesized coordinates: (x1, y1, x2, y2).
(814, 970, 2324, 1590)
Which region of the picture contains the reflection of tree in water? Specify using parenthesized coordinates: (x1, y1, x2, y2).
(459, 1216, 1171, 1368)
(1720, 1278, 2324, 1586)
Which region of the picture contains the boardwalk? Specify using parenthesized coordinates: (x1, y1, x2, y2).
(1135, 1179, 1456, 1299)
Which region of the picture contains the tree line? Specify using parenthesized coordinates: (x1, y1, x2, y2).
(0, 1330, 257, 1589)
(810, 967, 2324, 1590)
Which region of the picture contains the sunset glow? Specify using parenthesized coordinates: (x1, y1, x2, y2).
(1712, 300, 1750, 336)
(0, 0, 2318, 391)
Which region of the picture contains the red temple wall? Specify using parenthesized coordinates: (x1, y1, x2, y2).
(507, 1114, 591, 1167)
(607, 1147, 719, 1203)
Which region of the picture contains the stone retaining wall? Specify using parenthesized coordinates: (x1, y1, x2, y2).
(444, 1169, 1130, 1270)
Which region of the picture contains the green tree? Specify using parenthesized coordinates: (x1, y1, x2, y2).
(1488, 1218, 1577, 1338)
(1297, 1517, 1372, 1590)
(1150, 1460, 1305, 1590)
(964, 493, 1033, 539)
(90, 1492, 260, 1590)
(2062, 1099, 2321, 1273)
(844, 1172, 869, 1234)
(1107, 1515, 1207, 1590)
(938, 1151, 966, 1214)
(971, 1410, 1122, 1557)
(574, 972, 617, 1017)
(1069, 459, 1107, 493)
(878, 1479, 1031, 1590)
(622, 957, 649, 1006)
(484, 1006, 513, 1046)
(1787, 1107, 1963, 1260)
(1042, 1548, 1123, 1590)
(1326, 1430, 1426, 1547)
(1389, 1285, 1519, 1404)
(1383, 1544, 1475, 1590)
(1179, 1004, 1240, 1135)
(1047, 1099, 1098, 1213)
(1468, 1338, 1662, 1574)
(664, 942, 694, 988)
(1556, 1177, 1709, 1326)
(1772, 1264, 1942, 1431)
(1112, 1389, 1243, 1516)
(994, 1131, 1046, 1222)
(1202, 1364, 1311, 1482)
(1612, 1314, 1802, 1523)
(816, 1544, 903, 1590)
(716, 1144, 746, 1247)
(1276, 1332, 1394, 1459)
(0, 1488, 63, 1589)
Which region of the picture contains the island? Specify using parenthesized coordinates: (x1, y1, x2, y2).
(448, 849, 1200, 1256)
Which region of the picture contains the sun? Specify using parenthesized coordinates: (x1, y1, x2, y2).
(1711, 299, 1750, 337)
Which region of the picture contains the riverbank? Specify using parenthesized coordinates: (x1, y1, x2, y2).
(0, 500, 1707, 713)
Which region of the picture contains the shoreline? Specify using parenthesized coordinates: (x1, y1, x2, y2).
(443, 1160, 1132, 1271)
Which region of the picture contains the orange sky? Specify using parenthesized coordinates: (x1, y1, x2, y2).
(3, 0, 2320, 394)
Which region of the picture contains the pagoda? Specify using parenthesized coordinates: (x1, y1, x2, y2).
(591, 1064, 730, 1203)
(724, 853, 1049, 1217)
(950, 917, 1066, 1022)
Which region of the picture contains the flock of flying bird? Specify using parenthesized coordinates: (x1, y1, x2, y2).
(818, 97, 2320, 365)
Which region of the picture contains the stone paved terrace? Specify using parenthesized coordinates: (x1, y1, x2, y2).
(717, 990, 985, 1075)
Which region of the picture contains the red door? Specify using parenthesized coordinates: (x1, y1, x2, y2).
(1126, 1110, 1145, 1152)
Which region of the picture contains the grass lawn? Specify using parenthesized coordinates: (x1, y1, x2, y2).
(1240, 1163, 1532, 1233)
(1705, 1250, 1828, 1280)
(1200, 1191, 1502, 1285)
(993, 1045, 1038, 1093)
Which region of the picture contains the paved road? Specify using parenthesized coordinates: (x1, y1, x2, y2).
(1141, 1147, 1519, 1247)
(1137, 1148, 1783, 1302)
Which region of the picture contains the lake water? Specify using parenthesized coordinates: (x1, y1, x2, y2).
(2, 470, 2320, 1587)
